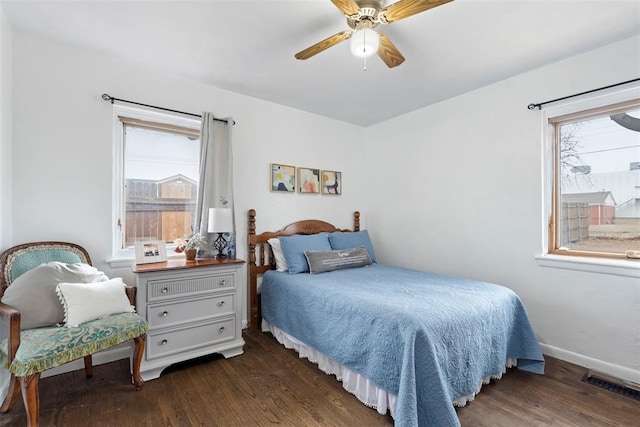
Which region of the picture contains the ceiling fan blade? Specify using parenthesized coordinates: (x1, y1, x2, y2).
(377, 32, 405, 68)
(331, 0, 360, 16)
(295, 30, 351, 60)
(382, 0, 453, 23)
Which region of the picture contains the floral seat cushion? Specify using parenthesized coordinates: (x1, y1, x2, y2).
(0, 312, 148, 377)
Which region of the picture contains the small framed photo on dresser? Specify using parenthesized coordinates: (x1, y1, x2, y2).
(321, 170, 342, 195)
(297, 167, 320, 194)
(134, 240, 167, 264)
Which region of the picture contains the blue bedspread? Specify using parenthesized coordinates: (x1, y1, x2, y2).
(261, 264, 544, 427)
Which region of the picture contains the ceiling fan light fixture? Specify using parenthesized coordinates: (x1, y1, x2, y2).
(349, 28, 379, 58)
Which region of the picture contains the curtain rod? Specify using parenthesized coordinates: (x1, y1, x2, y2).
(101, 93, 235, 125)
(527, 78, 640, 110)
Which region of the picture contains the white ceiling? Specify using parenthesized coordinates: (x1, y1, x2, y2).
(2, 0, 639, 126)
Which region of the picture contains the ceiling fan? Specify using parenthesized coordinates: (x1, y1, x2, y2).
(295, 0, 454, 68)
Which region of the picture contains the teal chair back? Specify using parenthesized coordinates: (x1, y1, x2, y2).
(0, 241, 91, 295)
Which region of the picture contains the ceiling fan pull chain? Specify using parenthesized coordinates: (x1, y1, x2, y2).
(362, 27, 368, 70)
(363, 27, 368, 56)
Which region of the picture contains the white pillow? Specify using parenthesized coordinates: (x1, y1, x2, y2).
(1, 262, 109, 329)
(56, 278, 135, 327)
(267, 238, 288, 272)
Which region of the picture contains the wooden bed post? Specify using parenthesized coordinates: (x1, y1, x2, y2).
(248, 209, 258, 330)
(354, 211, 360, 232)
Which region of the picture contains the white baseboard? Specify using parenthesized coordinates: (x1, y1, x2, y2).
(41, 343, 132, 379)
(540, 343, 640, 385)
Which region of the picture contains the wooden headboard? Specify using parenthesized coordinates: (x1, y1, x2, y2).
(247, 209, 360, 329)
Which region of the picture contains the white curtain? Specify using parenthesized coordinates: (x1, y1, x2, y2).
(195, 112, 235, 258)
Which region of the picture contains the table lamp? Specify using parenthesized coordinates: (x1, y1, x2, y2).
(208, 208, 233, 259)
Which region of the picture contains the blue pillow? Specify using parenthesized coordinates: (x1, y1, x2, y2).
(328, 230, 377, 263)
(279, 233, 332, 274)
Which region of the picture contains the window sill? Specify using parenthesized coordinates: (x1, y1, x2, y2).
(535, 254, 640, 278)
(106, 253, 184, 269)
(105, 256, 135, 269)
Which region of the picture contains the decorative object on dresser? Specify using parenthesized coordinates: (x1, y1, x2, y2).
(0, 241, 148, 427)
(133, 258, 245, 381)
(184, 248, 197, 261)
(208, 208, 234, 259)
(134, 240, 167, 264)
(173, 233, 207, 261)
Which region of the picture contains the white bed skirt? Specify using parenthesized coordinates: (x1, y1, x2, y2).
(262, 319, 398, 418)
(262, 319, 518, 418)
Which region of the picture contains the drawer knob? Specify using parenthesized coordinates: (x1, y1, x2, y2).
(161, 311, 169, 317)
(220, 280, 226, 287)
(218, 327, 225, 334)
(160, 339, 168, 345)
(217, 301, 225, 307)
(161, 287, 169, 294)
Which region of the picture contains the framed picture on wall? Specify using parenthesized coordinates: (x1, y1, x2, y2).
(297, 167, 320, 194)
(134, 240, 167, 265)
(271, 163, 295, 192)
(321, 170, 342, 195)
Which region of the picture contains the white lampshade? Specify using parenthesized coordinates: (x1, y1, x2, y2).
(350, 28, 379, 58)
(208, 208, 233, 233)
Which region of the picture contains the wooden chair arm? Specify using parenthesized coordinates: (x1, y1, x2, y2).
(125, 285, 137, 310)
(0, 301, 21, 366)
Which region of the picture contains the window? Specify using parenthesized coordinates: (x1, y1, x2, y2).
(548, 97, 640, 261)
(112, 106, 201, 259)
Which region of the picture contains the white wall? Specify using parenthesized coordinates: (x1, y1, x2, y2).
(0, 4, 12, 248)
(0, 4, 12, 400)
(363, 35, 640, 383)
(10, 32, 365, 318)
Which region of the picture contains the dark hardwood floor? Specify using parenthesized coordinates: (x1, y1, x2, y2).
(1, 330, 638, 426)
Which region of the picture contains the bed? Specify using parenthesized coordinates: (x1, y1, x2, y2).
(247, 209, 544, 427)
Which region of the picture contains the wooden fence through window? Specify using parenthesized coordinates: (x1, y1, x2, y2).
(560, 202, 590, 245)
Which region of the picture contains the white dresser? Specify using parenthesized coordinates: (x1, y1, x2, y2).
(133, 258, 245, 381)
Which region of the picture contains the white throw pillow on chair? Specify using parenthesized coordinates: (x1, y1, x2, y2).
(56, 278, 135, 327)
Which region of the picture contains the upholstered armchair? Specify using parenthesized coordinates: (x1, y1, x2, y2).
(0, 242, 149, 427)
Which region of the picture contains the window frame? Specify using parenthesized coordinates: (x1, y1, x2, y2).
(110, 105, 201, 262)
(543, 84, 640, 264)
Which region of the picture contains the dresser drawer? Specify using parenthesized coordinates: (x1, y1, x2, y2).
(146, 317, 236, 360)
(147, 293, 235, 328)
(147, 273, 234, 302)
